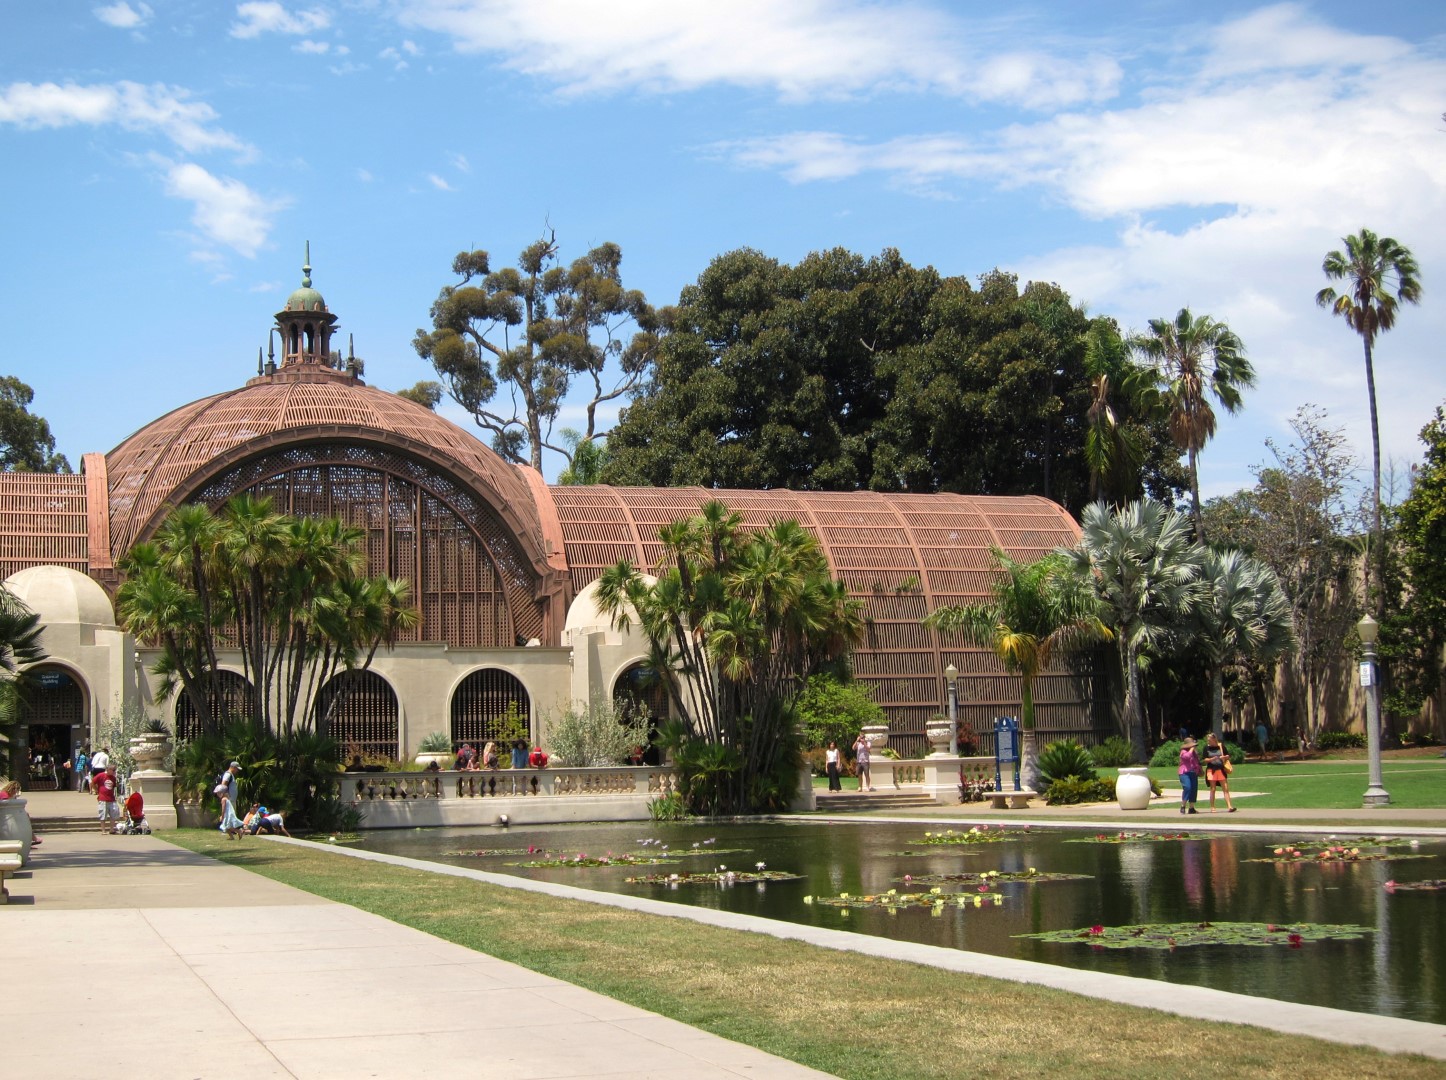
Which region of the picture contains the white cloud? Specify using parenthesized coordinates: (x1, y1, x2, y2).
(401, 39, 421, 56)
(94, 2, 152, 29)
(0, 81, 250, 156)
(163, 162, 287, 258)
(295, 39, 330, 54)
(396, 0, 1119, 108)
(230, 2, 330, 40)
(427, 172, 454, 190)
(356, 167, 373, 182)
(449, 152, 470, 173)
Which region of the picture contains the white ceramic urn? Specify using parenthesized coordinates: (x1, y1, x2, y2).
(1115, 766, 1153, 810)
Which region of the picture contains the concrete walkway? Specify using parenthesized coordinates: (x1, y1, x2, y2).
(0, 829, 830, 1080)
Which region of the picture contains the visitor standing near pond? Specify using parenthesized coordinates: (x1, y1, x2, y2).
(215, 761, 243, 839)
(853, 732, 874, 792)
(825, 741, 842, 792)
(1178, 737, 1200, 814)
(510, 739, 528, 769)
(95, 764, 120, 833)
(1203, 732, 1237, 813)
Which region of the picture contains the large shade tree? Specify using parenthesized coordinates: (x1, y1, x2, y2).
(595, 502, 863, 813)
(0, 376, 70, 473)
(1062, 500, 1204, 761)
(1129, 308, 1254, 540)
(117, 497, 419, 734)
(924, 549, 1111, 786)
(1316, 228, 1421, 613)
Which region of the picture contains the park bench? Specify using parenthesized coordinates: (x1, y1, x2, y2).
(0, 840, 23, 905)
(987, 789, 1036, 809)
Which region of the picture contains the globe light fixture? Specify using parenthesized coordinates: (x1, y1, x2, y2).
(1356, 614, 1390, 807)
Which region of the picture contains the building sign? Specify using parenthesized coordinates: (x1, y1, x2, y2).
(994, 715, 1021, 792)
(36, 671, 73, 690)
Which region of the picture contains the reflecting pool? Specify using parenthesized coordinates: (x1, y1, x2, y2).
(359, 820, 1446, 1024)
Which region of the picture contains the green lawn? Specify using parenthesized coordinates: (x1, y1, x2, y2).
(1125, 757, 1446, 810)
(162, 831, 1443, 1080)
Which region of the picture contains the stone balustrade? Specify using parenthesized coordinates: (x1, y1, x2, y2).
(869, 756, 997, 803)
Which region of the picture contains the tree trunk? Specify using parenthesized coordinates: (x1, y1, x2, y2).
(1124, 638, 1148, 762)
(1210, 664, 1224, 735)
(1188, 446, 1204, 541)
(1364, 335, 1383, 619)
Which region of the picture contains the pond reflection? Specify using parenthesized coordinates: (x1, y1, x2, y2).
(359, 820, 1445, 1024)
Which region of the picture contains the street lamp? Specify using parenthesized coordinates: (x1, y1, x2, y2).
(1356, 614, 1390, 807)
(945, 663, 959, 757)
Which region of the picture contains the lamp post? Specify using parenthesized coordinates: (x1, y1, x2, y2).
(1357, 614, 1391, 807)
(945, 663, 959, 757)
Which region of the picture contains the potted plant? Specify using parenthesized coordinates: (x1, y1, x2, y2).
(415, 731, 453, 770)
(130, 719, 173, 774)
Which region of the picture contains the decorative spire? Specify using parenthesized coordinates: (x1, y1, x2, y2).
(301, 240, 312, 288)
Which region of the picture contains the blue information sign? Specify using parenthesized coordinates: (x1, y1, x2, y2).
(994, 716, 1022, 792)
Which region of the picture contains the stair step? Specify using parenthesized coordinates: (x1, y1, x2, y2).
(814, 791, 940, 812)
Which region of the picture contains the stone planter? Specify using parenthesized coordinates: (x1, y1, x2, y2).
(860, 724, 890, 752)
(130, 733, 173, 774)
(415, 752, 452, 770)
(924, 719, 954, 757)
(0, 797, 34, 865)
(1116, 766, 1153, 811)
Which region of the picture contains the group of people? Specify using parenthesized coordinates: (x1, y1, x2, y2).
(823, 733, 879, 793)
(1177, 732, 1237, 814)
(212, 761, 292, 837)
(454, 740, 549, 770)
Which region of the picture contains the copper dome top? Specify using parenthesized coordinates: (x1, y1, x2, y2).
(103, 370, 546, 570)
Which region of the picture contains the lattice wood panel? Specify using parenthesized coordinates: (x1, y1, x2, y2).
(450, 668, 530, 746)
(0, 474, 89, 578)
(315, 670, 399, 760)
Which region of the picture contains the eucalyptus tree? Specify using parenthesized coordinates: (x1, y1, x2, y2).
(413, 234, 662, 472)
(595, 501, 864, 813)
(1191, 549, 1296, 734)
(1062, 499, 1204, 761)
(1130, 309, 1255, 539)
(925, 549, 1111, 786)
(1316, 228, 1421, 611)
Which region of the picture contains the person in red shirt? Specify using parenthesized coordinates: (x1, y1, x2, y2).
(95, 765, 120, 833)
(528, 746, 548, 768)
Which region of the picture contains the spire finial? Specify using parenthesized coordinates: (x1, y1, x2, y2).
(257, 346, 264, 376)
(301, 240, 312, 288)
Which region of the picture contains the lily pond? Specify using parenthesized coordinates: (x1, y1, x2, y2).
(358, 820, 1446, 1025)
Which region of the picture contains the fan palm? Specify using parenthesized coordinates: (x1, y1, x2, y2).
(1062, 500, 1204, 761)
(1316, 228, 1421, 609)
(1130, 309, 1254, 540)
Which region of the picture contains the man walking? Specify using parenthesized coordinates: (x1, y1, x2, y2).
(95, 764, 120, 833)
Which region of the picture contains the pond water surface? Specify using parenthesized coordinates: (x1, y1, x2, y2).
(359, 819, 1446, 1025)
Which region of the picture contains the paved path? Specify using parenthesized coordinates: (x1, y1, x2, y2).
(0, 829, 830, 1080)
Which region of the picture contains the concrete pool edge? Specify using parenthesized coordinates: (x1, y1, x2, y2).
(271, 835, 1446, 1062)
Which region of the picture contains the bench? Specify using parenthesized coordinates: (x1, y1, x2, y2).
(0, 843, 21, 904)
(987, 789, 1037, 809)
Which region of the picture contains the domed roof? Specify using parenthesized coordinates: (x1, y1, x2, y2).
(4, 565, 115, 627)
(284, 285, 327, 313)
(103, 374, 547, 571)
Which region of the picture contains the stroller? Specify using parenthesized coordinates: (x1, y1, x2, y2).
(117, 790, 151, 835)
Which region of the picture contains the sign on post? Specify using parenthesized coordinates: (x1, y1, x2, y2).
(994, 715, 1022, 793)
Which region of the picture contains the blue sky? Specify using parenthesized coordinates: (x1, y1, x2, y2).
(2, 1, 1444, 499)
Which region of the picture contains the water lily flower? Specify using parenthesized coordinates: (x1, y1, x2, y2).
(973, 896, 983, 907)
(1288, 933, 1303, 947)
(1090, 925, 1104, 936)
(1273, 848, 1284, 856)
(977, 885, 990, 893)
(756, 861, 766, 871)
(1384, 880, 1397, 891)
(930, 886, 943, 895)
(803, 895, 813, 904)
(840, 892, 849, 899)
(903, 874, 913, 883)
(992, 895, 1003, 905)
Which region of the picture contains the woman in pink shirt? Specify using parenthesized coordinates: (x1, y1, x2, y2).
(1178, 737, 1201, 815)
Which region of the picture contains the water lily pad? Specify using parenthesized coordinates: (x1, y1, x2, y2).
(1385, 879, 1446, 892)
(909, 826, 1027, 846)
(1287, 836, 1426, 851)
(1017, 921, 1373, 950)
(624, 870, 803, 885)
(444, 848, 540, 857)
(1064, 831, 1221, 844)
(806, 885, 1005, 910)
(1247, 846, 1436, 864)
(893, 869, 1090, 886)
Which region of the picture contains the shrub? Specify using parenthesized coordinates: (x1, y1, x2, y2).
(1043, 776, 1116, 805)
(174, 717, 342, 829)
(648, 791, 691, 821)
(792, 675, 885, 750)
(1150, 738, 1246, 768)
(1090, 735, 1136, 768)
(545, 697, 651, 767)
(1316, 731, 1366, 750)
(1037, 740, 1096, 785)
(417, 731, 452, 753)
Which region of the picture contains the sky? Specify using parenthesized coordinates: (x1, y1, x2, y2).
(2, 0, 1444, 499)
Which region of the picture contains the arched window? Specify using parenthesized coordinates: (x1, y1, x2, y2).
(314, 670, 398, 761)
(612, 662, 667, 766)
(21, 665, 85, 790)
(451, 669, 530, 748)
(174, 670, 256, 742)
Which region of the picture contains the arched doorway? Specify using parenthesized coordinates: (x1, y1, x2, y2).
(19, 665, 85, 790)
(314, 670, 399, 762)
(613, 662, 667, 766)
(174, 671, 256, 743)
(450, 669, 530, 752)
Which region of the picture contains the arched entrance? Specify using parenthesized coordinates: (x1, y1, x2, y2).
(450, 669, 530, 751)
(314, 670, 399, 762)
(19, 665, 85, 790)
(612, 662, 667, 766)
(174, 671, 256, 742)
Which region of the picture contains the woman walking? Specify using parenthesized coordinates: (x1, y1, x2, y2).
(825, 741, 843, 792)
(853, 732, 874, 793)
(1203, 732, 1237, 812)
(1178, 736, 1201, 815)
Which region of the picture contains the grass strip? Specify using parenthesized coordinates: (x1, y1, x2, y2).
(164, 830, 1441, 1080)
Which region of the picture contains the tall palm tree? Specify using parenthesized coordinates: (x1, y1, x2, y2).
(1316, 228, 1422, 611)
(1130, 309, 1254, 540)
(1191, 549, 1296, 734)
(1082, 320, 1158, 504)
(1062, 500, 1204, 761)
(0, 587, 45, 679)
(926, 549, 1111, 787)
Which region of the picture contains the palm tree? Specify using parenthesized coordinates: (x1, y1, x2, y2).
(926, 549, 1111, 786)
(1062, 500, 1204, 761)
(1191, 549, 1296, 734)
(0, 587, 45, 679)
(1316, 228, 1422, 611)
(1082, 320, 1158, 504)
(1130, 309, 1254, 540)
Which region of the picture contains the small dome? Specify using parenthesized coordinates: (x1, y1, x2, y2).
(284, 285, 326, 313)
(4, 565, 115, 628)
